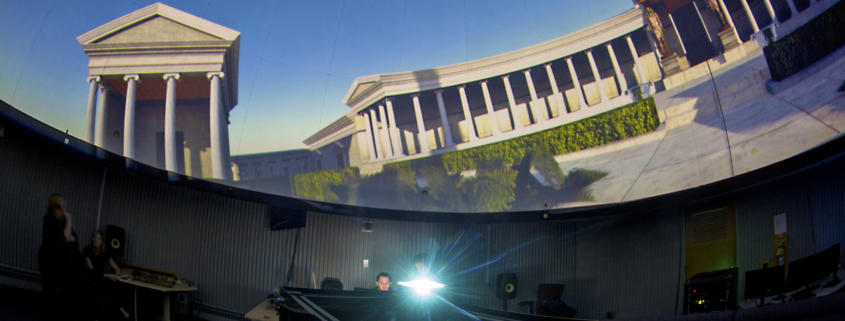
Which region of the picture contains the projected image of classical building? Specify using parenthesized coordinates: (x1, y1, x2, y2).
(77, 3, 239, 179)
(291, 0, 843, 212)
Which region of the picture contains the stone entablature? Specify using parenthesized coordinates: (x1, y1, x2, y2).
(343, 8, 644, 114)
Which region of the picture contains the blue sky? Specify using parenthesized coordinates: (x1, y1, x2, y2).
(0, 0, 634, 155)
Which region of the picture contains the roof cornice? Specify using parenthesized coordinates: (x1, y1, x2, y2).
(344, 7, 644, 111)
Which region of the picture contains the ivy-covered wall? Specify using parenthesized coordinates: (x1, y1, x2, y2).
(765, 0, 845, 81)
(388, 97, 659, 173)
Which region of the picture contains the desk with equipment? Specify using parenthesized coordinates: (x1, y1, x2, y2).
(117, 263, 197, 321)
(740, 243, 843, 309)
(248, 287, 584, 321)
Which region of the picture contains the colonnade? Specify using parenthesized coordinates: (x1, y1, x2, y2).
(83, 72, 231, 179)
(358, 33, 650, 162)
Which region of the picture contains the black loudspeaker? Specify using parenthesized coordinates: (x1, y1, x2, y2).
(105, 225, 126, 258)
(270, 207, 307, 231)
(496, 273, 517, 299)
(320, 277, 343, 291)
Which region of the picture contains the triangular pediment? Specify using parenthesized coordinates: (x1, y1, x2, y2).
(95, 16, 221, 44)
(349, 81, 377, 101)
(78, 2, 239, 45)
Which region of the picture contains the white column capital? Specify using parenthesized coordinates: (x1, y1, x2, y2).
(565, 56, 574, 62)
(501, 74, 510, 80)
(411, 93, 420, 99)
(457, 84, 466, 89)
(522, 69, 532, 74)
(87, 75, 101, 83)
(123, 74, 140, 82)
(384, 97, 393, 103)
(605, 42, 614, 48)
(544, 62, 553, 67)
(163, 73, 181, 81)
(585, 49, 593, 54)
(479, 79, 489, 85)
(206, 71, 224, 80)
(625, 34, 633, 40)
(434, 89, 444, 94)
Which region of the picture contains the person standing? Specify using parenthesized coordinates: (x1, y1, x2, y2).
(37, 194, 77, 319)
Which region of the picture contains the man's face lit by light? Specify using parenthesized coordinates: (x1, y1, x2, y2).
(376, 275, 391, 291)
(399, 278, 445, 297)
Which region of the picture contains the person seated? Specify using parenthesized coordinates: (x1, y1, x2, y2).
(83, 230, 129, 319)
(413, 253, 429, 277)
(374, 272, 392, 291)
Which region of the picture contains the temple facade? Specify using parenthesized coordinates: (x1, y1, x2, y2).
(77, 2, 239, 179)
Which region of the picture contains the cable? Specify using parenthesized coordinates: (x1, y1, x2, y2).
(283, 227, 302, 287)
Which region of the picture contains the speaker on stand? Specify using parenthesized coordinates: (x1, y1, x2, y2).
(496, 273, 517, 311)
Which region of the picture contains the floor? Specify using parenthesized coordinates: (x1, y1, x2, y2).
(555, 46, 845, 207)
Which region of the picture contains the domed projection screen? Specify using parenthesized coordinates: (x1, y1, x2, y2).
(3, 0, 844, 213)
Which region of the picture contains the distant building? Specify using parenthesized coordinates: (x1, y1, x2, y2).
(77, 2, 240, 179)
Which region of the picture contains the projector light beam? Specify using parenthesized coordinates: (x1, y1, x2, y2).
(398, 278, 446, 296)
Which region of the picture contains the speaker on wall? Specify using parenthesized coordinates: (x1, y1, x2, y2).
(269, 207, 306, 231)
(496, 273, 517, 300)
(105, 225, 125, 258)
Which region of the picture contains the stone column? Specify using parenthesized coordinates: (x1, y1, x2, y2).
(208, 71, 225, 179)
(480, 80, 500, 135)
(434, 90, 454, 147)
(523, 69, 544, 124)
(544, 63, 566, 116)
(786, 0, 800, 17)
(763, 0, 777, 23)
(626, 35, 647, 85)
(123, 74, 139, 159)
(412, 94, 430, 153)
(457, 85, 477, 142)
(644, 31, 665, 78)
(585, 49, 609, 103)
(95, 85, 109, 149)
(501, 75, 523, 129)
(84, 76, 100, 145)
(565, 56, 587, 108)
(363, 112, 377, 160)
(378, 104, 394, 158)
(719, 0, 742, 41)
(385, 98, 402, 156)
(605, 43, 627, 93)
(163, 73, 180, 173)
(369, 109, 384, 159)
(740, 0, 760, 33)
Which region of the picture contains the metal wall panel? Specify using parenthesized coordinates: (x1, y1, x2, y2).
(0, 130, 103, 272)
(572, 209, 684, 320)
(479, 221, 577, 313)
(735, 174, 815, 301)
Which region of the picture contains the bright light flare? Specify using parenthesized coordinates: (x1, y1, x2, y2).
(398, 278, 446, 296)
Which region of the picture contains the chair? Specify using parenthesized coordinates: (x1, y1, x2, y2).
(518, 284, 575, 317)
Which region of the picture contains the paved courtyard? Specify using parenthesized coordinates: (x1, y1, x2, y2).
(556, 45, 845, 206)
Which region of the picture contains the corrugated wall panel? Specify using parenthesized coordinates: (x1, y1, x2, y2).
(735, 173, 816, 302)
(805, 164, 845, 260)
(573, 209, 683, 320)
(481, 221, 577, 313)
(0, 131, 103, 272)
(98, 169, 293, 313)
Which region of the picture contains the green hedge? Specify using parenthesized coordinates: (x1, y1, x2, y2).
(765, 0, 845, 81)
(386, 97, 659, 173)
(292, 167, 359, 202)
